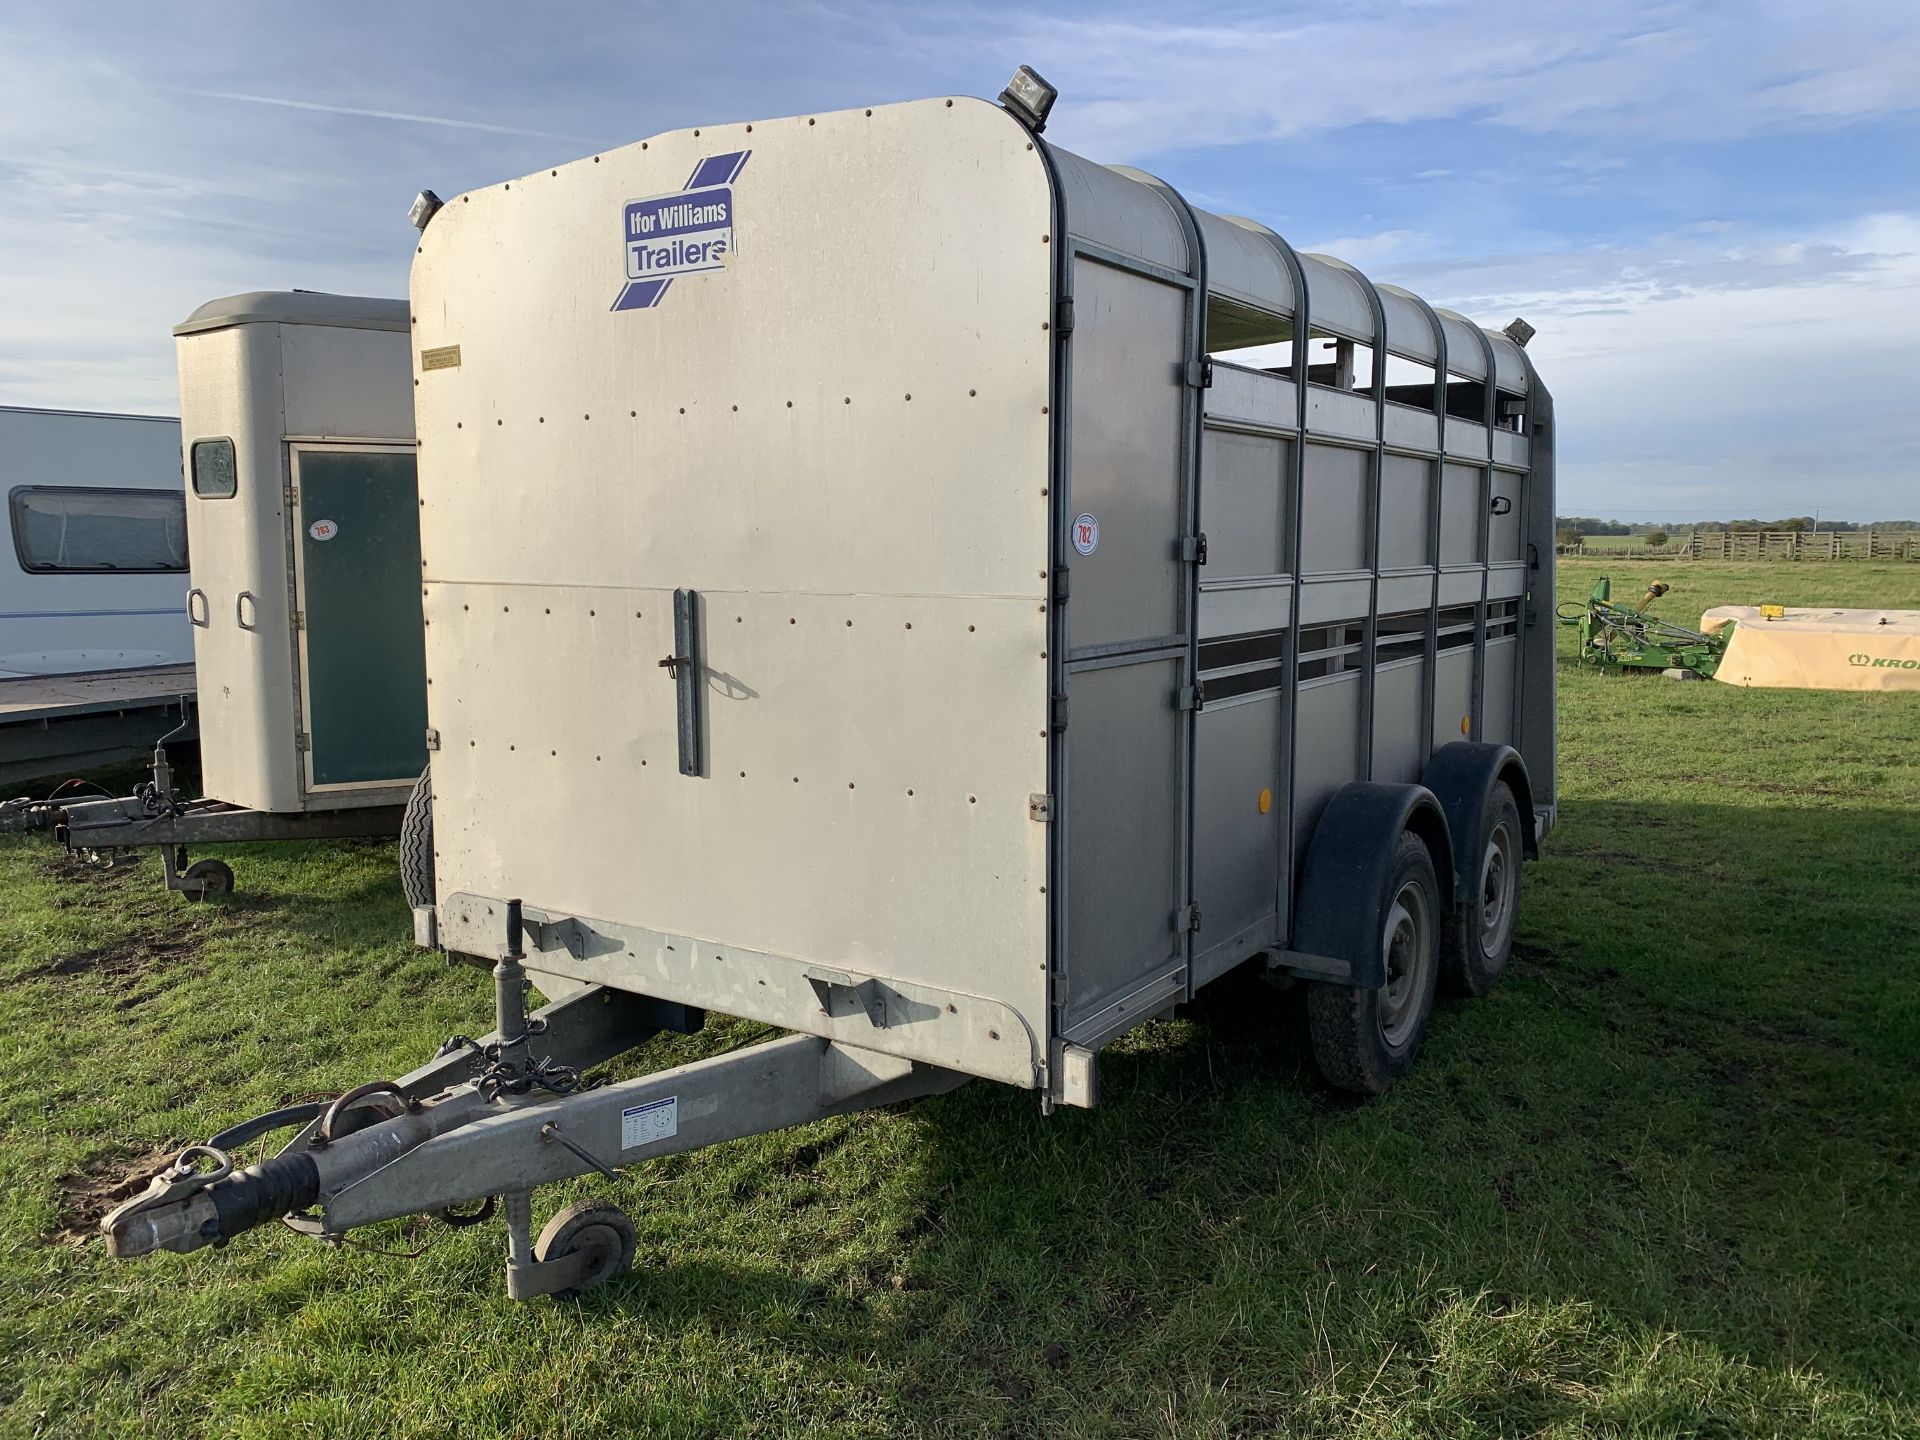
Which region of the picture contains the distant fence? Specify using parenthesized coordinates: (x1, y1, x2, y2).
(1558, 530, 1920, 561)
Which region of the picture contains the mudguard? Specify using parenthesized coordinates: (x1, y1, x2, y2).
(1421, 742, 1537, 888)
(1292, 782, 1454, 990)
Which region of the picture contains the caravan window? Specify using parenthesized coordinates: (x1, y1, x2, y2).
(191, 438, 237, 498)
(9, 486, 189, 574)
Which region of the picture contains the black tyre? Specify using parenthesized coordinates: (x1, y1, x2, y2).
(180, 857, 235, 901)
(534, 1200, 637, 1298)
(1307, 831, 1441, 1094)
(1440, 783, 1522, 997)
(399, 768, 434, 911)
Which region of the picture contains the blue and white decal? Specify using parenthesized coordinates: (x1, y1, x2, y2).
(612, 151, 750, 312)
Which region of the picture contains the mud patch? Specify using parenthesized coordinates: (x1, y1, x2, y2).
(44, 853, 146, 886)
(48, 1142, 186, 1245)
(29, 929, 205, 1006)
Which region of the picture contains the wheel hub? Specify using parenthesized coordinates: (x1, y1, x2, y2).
(1378, 878, 1432, 1047)
(1479, 821, 1516, 953)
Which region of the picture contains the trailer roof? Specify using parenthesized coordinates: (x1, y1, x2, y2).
(173, 291, 410, 337)
(0, 404, 178, 425)
(1046, 145, 1530, 392)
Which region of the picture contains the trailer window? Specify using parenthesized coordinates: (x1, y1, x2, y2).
(1297, 620, 1365, 680)
(9, 486, 189, 574)
(1444, 373, 1487, 422)
(191, 438, 237, 498)
(1436, 603, 1479, 651)
(1376, 611, 1426, 665)
(1306, 333, 1373, 393)
(1197, 629, 1289, 702)
(1206, 296, 1294, 373)
(1487, 598, 1520, 639)
(1382, 355, 1438, 411)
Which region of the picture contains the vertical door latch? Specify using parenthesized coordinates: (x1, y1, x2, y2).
(662, 589, 703, 776)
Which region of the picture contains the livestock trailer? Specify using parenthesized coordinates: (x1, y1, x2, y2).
(0, 405, 189, 678)
(33, 292, 427, 897)
(107, 76, 1555, 1297)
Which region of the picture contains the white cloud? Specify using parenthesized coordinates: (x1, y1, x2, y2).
(171, 89, 587, 143)
(960, 1, 1920, 160)
(1364, 213, 1920, 517)
(1300, 229, 1434, 265)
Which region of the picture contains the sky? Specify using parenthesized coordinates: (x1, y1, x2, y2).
(1, 1, 1915, 521)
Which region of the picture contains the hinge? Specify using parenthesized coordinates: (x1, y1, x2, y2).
(1183, 358, 1213, 389)
(1180, 533, 1208, 565)
(1055, 296, 1074, 336)
(294, 732, 311, 752)
(424, 727, 441, 752)
(1173, 902, 1202, 933)
(1051, 564, 1070, 606)
(1050, 693, 1070, 732)
(291, 609, 304, 631)
(1177, 680, 1205, 712)
(1028, 793, 1054, 822)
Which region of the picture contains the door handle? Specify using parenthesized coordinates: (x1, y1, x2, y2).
(236, 590, 259, 630)
(668, 589, 703, 776)
(187, 589, 209, 627)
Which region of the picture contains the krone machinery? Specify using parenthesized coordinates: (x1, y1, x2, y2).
(105, 74, 1555, 1296)
(10, 293, 427, 896)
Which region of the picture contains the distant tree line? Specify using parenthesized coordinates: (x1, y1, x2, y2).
(1556, 515, 1918, 536)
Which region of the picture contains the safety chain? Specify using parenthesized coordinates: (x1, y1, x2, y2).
(436, 1020, 590, 1102)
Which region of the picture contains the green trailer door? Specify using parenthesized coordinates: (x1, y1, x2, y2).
(293, 447, 428, 787)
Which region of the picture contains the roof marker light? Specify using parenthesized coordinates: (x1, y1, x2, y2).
(408, 189, 444, 232)
(999, 65, 1057, 133)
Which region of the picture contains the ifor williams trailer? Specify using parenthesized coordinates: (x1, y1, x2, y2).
(105, 74, 1555, 1296)
(24, 293, 428, 897)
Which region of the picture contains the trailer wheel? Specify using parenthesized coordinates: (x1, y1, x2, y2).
(534, 1200, 636, 1298)
(399, 768, 434, 911)
(1307, 831, 1440, 1094)
(181, 858, 235, 901)
(1441, 782, 1523, 996)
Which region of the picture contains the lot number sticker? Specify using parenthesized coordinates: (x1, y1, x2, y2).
(1072, 513, 1100, 556)
(308, 519, 338, 542)
(621, 1096, 678, 1149)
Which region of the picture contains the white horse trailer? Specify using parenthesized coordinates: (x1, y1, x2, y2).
(107, 77, 1555, 1298)
(29, 293, 426, 897)
(0, 405, 189, 677)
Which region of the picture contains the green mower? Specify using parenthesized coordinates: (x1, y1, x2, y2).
(1559, 577, 1731, 679)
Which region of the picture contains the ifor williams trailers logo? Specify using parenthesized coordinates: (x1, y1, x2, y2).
(611, 151, 750, 312)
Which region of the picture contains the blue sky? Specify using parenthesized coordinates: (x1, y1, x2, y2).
(2, 1, 1915, 520)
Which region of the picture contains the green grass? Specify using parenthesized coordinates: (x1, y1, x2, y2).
(2, 560, 1916, 1438)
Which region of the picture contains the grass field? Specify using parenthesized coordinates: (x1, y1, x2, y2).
(2, 560, 1916, 1438)
(1559, 534, 1695, 552)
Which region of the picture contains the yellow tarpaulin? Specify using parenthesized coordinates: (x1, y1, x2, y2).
(1700, 606, 1920, 691)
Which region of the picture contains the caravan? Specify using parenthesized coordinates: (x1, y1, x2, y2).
(0, 406, 189, 678)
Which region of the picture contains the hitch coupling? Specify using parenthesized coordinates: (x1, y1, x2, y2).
(102, 1145, 321, 1258)
(102, 1083, 474, 1258)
